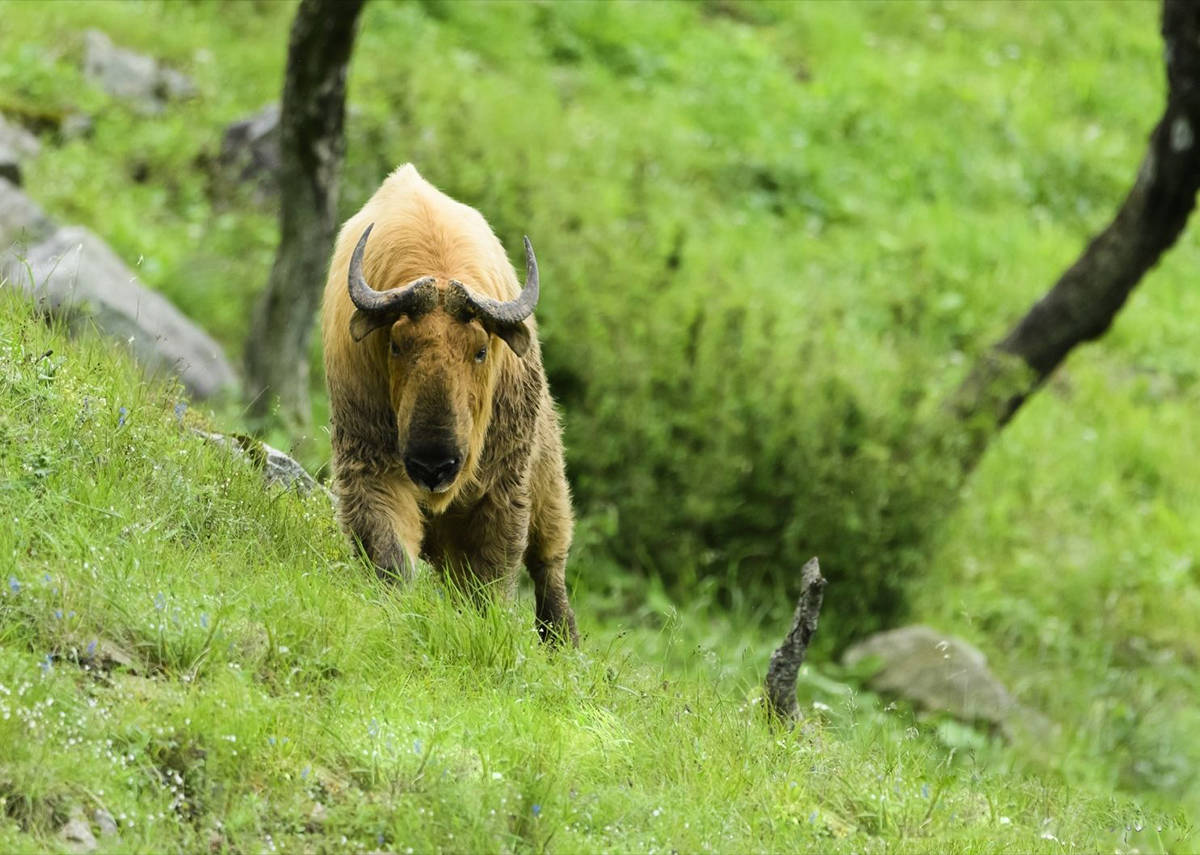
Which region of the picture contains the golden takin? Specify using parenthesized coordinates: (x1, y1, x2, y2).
(320, 164, 577, 645)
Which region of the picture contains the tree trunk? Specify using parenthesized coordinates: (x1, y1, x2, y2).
(243, 0, 367, 428)
(947, 0, 1200, 471)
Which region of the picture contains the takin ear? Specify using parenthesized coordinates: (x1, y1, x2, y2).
(349, 310, 394, 343)
(493, 321, 533, 358)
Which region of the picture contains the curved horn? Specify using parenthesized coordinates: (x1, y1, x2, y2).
(347, 223, 437, 316)
(448, 236, 539, 326)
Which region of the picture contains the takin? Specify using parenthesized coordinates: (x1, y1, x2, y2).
(320, 164, 578, 645)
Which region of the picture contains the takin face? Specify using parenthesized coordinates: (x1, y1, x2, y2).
(345, 223, 538, 507)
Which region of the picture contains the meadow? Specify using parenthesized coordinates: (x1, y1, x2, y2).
(1, 0, 1198, 850)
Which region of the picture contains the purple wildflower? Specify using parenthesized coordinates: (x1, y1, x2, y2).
(118, 406, 128, 427)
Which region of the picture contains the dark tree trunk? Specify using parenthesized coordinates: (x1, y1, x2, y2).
(948, 0, 1200, 470)
(243, 0, 367, 428)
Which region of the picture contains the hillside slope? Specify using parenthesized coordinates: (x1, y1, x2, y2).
(0, 296, 1179, 853)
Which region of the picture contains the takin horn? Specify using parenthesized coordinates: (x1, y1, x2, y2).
(347, 222, 438, 341)
(445, 236, 539, 357)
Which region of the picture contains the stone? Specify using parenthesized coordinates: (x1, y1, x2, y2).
(216, 103, 281, 204)
(842, 624, 1037, 737)
(59, 808, 97, 853)
(93, 808, 118, 837)
(0, 114, 41, 186)
(82, 29, 195, 113)
(0, 177, 55, 250)
(193, 429, 334, 501)
(3, 223, 236, 399)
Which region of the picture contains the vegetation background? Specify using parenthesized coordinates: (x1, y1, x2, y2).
(0, 0, 1198, 851)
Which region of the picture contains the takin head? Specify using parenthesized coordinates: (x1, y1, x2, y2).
(345, 223, 538, 499)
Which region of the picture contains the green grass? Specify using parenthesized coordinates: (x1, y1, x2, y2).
(0, 293, 1184, 853)
(2, 0, 1200, 849)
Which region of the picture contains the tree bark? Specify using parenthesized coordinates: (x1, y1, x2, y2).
(948, 0, 1200, 470)
(243, 0, 367, 428)
(763, 557, 826, 727)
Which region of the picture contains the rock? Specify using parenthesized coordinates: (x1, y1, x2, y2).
(215, 103, 281, 204)
(82, 29, 195, 113)
(3, 223, 236, 399)
(0, 114, 41, 186)
(193, 429, 334, 501)
(0, 177, 55, 250)
(76, 637, 140, 673)
(61, 112, 95, 142)
(59, 808, 97, 853)
(93, 808, 118, 837)
(842, 625, 1035, 737)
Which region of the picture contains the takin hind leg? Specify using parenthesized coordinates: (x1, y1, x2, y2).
(335, 467, 423, 584)
(525, 470, 579, 647)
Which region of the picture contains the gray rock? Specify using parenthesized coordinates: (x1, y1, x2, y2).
(60, 808, 97, 853)
(216, 103, 281, 204)
(61, 112, 95, 141)
(0, 177, 55, 250)
(842, 625, 1036, 737)
(0, 114, 41, 186)
(193, 429, 334, 501)
(93, 808, 118, 837)
(3, 224, 236, 399)
(82, 29, 195, 113)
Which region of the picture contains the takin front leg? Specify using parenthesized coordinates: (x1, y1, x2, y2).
(335, 466, 423, 584)
(525, 466, 579, 647)
(436, 490, 531, 604)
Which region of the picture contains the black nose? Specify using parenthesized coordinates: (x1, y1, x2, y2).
(404, 448, 461, 490)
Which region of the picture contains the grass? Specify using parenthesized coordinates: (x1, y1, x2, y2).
(0, 292, 1184, 853)
(1, 0, 1199, 849)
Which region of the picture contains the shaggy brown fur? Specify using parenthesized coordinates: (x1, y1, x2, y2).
(321, 164, 578, 645)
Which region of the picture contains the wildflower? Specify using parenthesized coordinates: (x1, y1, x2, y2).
(174, 402, 187, 423)
(921, 783, 931, 799)
(53, 609, 62, 620)
(301, 766, 310, 780)
(532, 804, 541, 818)
(118, 406, 128, 427)
(86, 640, 97, 657)
(7, 576, 18, 594)
(412, 739, 422, 755)
(199, 612, 209, 629)
(154, 593, 166, 611)
(39, 655, 52, 674)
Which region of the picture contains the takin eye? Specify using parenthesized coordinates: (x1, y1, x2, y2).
(474, 345, 487, 364)
(389, 339, 401, 358)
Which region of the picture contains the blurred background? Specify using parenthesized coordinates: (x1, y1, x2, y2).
(2, 0, 1198, 822)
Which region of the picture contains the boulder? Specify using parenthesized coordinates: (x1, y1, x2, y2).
(3, 222, 235, 399)
(0, 177, 55, 249)
(193, 429, 333, 502)
(0, 114, 41, 186)
(216, 103, 281, 204)
(842, 624, 1041, 737)
(82, 29, 195, 113)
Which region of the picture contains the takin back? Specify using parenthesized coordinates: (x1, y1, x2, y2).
(321, 164, 578, 645)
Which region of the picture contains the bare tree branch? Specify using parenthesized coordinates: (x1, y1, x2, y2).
(948, 0, 1200, 470)
(764, 556, 826, 726)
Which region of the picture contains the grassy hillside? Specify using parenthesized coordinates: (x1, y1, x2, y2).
(2, 0, 1200, 848)
(0, 294, 1181, 854)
